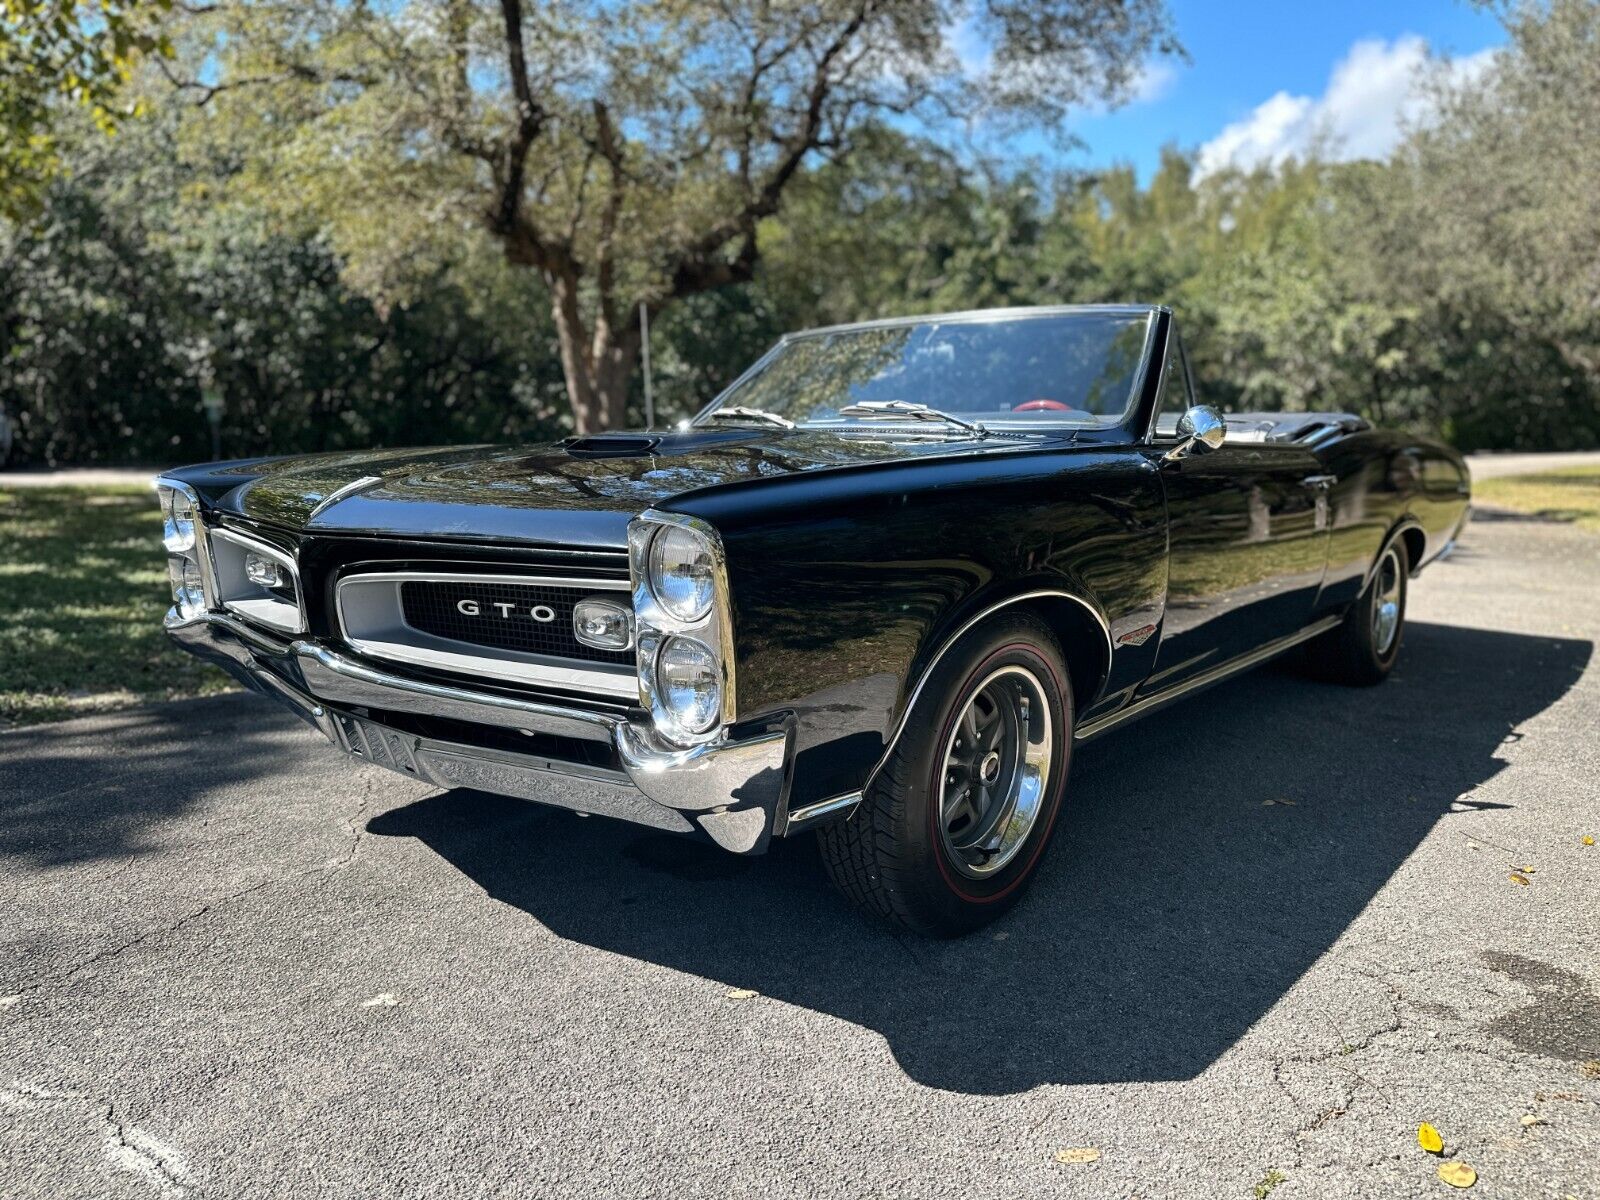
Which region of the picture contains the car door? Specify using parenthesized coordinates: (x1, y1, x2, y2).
(1141, 330, 1329, 696)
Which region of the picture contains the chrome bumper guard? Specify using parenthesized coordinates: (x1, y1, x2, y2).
(166, 610, 794, 853)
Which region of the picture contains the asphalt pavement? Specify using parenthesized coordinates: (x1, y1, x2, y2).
(2, 512, 1598, 1199)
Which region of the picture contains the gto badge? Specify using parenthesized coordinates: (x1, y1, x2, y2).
(456, 598, 557, 622)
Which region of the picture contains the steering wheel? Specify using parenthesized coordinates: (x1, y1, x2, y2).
(1011, 398, 1076, 412)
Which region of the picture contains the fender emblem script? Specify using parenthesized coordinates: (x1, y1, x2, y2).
(456, 598, 557, 622)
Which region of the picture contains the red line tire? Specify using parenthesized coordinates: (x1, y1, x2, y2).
(817, 611, 1073, 936)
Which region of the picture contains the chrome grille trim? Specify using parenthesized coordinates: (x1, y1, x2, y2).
(335, 569, 637, 700)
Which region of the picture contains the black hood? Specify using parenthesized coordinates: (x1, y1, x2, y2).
(180, 427, 1028, 549)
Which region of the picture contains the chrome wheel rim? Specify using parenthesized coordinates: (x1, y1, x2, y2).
(938, 665, 1054, 879)
(1372, 547, 1403, 655)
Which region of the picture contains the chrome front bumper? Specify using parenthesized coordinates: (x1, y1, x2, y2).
(166, 610, 795, 853)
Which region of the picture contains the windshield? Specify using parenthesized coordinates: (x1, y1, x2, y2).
(699, 309, 1155, 432)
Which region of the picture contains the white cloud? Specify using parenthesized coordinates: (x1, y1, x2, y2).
(1196, 36, 1498, 177)
(1128, 58, 1179, 106)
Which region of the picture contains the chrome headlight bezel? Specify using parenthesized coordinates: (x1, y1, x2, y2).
(154, 477, 216, 620)
(628, 511, 737, 746)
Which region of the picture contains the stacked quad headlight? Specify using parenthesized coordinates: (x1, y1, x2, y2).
(156, 480, 210, 620)
(628, 513, 736, 745)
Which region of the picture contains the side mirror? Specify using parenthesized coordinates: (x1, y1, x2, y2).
(1164, 405, 1227, 463)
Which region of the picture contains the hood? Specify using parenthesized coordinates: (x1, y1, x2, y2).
(186, 428, 1026, 549)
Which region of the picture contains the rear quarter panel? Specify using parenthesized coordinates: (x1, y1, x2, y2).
(1315, 431, 1471, 611)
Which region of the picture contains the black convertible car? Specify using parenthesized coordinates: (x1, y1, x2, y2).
(158, 305, 1470, 934)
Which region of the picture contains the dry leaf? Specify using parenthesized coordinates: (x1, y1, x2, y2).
(726, 988, 759, 1000)
(1437, 1161, 1477, 1188)
(1508, 873, 1531, 886)
(1519, 1114, 1545, 1127)
(1583, 835, 1595, 846)
(361, 993, 399, 1008)
(1581, 1060, 1600, 1080)
(1054, 1147, 1100, 1165)
(1417, 1122, 1444, 1154)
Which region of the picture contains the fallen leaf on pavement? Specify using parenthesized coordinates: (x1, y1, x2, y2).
(1581, 1060, 1600, 1080)
(361, 993, 400, 1008)
(1509, 873, 1531, 886)
(1437, 1161, 1477, 1188)
(1054, 1147, 1100, 1164)
(1583, 835, 1595, 846)
(1519, 1114, 1545, 1127)
(726, 988, 759, 1000)
(1417, 1123, 1444, 1154)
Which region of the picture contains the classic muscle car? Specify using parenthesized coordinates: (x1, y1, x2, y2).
(158, 305, 1470, 934)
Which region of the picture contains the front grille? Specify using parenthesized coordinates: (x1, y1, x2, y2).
(400, 578, 633, 666)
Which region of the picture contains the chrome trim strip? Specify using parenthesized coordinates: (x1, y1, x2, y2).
(307, 474, 383, 522)
(339, 571, 629, 590)
(337, 637, 638, 698)
(1072, 614, 1342, 742)
(631, 509, 740, 744)
(153, 475, 220, 601)
(782, 791, 863, 834)
(783, 303, 1163, 343)
(294, 640, 623, 741)
(334, 569, 635, 699)
(862, 588, 1114, 795)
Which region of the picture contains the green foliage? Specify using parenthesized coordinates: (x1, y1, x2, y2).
(2, 0, 1598, 458)
(0, 106, 571, 464)
(0, 0, 170, 217)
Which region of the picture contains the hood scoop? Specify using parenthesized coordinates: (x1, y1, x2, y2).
(563, 434, 662, 458)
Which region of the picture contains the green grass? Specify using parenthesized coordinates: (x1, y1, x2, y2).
(0, 486, 236, 726)
(1475, 465, 1600, 532)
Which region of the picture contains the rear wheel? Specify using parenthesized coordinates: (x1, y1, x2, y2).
(817, 612, 1072, 935)
(1304, 538, 1409, 685)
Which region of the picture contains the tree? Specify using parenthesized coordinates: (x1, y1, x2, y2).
(1396, 0, 1600, 381)
(0, 0, 170, 217)
(167, 0, 1177, 431)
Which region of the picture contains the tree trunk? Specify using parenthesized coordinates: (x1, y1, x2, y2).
(548, 273, 641, 434)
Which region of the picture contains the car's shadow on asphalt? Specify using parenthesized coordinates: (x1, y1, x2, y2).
(368, 621, 1590, 1093)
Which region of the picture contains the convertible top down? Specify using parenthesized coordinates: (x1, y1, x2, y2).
(158, 305, 1470, 933)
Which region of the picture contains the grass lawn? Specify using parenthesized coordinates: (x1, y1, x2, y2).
(1475, 465, 1600, 533)
(0, 486, 236, 726)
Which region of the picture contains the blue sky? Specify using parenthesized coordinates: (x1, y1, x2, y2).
(1058, 0, 1507, 178)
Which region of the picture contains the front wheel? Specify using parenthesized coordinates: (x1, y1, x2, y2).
(817, 612, 1072, 936)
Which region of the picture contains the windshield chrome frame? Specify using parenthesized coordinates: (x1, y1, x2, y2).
(690, 304, 1162, 434)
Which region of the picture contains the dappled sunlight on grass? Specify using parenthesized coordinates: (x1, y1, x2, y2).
(1476, 466, 1600, 532)
(0, 486, 236, 725)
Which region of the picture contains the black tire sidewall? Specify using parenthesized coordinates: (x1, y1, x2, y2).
(1364, 539, 1409, 672)
(892, 618, 1073, 925)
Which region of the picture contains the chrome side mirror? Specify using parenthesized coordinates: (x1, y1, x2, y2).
(1164, 405, 1227, 462)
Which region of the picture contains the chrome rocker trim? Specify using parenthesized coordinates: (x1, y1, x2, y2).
(805, 611, 1347, 832)
(166, 609, 793, 854)
(1072, 614, 1341, 741)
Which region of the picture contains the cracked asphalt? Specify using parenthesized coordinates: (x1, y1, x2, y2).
(3, 510, 1598, 1199)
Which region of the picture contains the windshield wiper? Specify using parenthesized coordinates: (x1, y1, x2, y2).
(709, 406, 795, 429)
(836, 400, 990, 439)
